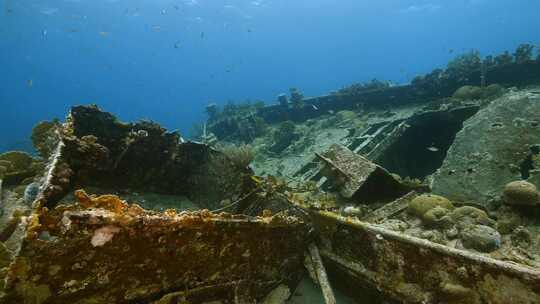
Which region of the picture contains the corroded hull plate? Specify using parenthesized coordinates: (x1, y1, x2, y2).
(2, 192, 308, 303)
(313, 211, 540, 304)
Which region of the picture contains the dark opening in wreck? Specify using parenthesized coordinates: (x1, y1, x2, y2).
(375, 106, 480, 180)
(520, 144, 540, 179)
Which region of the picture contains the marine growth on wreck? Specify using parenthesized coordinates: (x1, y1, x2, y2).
(1, 1, 540, 303)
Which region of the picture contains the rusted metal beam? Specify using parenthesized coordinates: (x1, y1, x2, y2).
(308, 243, 337, 304)
(312, 211, 540, 304)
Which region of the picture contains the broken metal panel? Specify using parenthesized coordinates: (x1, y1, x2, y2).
(291, 104, 480, 189)
(2, 191, 308, 303)
(353, 120, 403, 157)
(292, 159, 321, 182)
(312, 211, 540, 304)
(365, 121, 409, 160)
(317, 144, 409, 203)
(291, 121, 403, 185)
(349, 122, 390, 153)
(317, 144, 377, 198)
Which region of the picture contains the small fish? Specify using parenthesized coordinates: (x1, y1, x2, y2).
(200, 32, 205, 39)
(161, 9, 166, 15)
(312, 105, 319, 110)
(42, 29, 47, 37)
(137, 130, 149, 137)
(174, 41, 181, 48)
(427, 146, 439, 152)
(341, 205, 363, 217)
(152, 25, 161, 32)
(27, 79, 33, 88)
(328, 110, 334, 115)
(99, 31, 109, 37)
(41, 8, 59, 15)
(449, 49, 454, 54)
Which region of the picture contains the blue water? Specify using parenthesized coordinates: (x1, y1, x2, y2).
(1, 0, 539, 153)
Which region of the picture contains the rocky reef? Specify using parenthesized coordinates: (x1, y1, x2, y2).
(431, 87, 540, 204)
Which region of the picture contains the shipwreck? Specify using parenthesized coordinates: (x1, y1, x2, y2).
(0, 50, 540, 303)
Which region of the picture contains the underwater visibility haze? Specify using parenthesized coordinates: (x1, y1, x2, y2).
(1, 0, 540, 303)
(1, 0, 540, 151)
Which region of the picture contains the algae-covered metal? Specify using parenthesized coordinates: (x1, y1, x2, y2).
(311, 210, 540, 304)
(2, 190, 308, 303)
(317, 144, 409, 202)
(0, 105, 308, 303)
(3, 103, 540, 304)
(41, 105, 254, 210)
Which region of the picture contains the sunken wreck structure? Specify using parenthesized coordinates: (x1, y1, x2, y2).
(1, 46, 540, 303)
